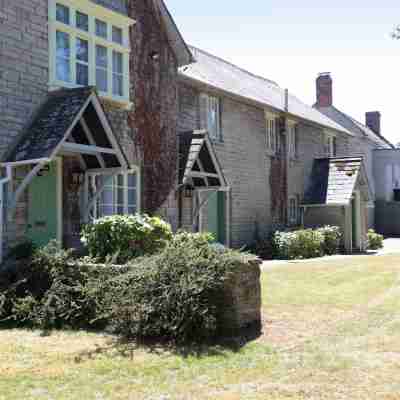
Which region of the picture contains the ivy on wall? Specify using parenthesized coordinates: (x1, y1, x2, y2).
(127, 0, 178, 214)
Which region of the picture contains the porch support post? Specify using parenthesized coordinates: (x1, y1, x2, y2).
(0, 165, 12, 264)
(83, 173, 117, 222)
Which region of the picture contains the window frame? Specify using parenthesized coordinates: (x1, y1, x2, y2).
(288, 196, 298, 226)
(287, 120, 298, 159)
(88, 169, 141, 219)
(265, 111, 278, 155)
(48, 0, 135, 108)
(324, 132, 337, 157)
(200, 93, 222, 142)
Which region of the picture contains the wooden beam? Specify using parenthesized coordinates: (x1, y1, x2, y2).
(61, 142, 117, 156)
(80, 118, 106, 168)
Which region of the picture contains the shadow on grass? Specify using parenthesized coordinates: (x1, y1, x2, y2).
(72, 321, 262, 363)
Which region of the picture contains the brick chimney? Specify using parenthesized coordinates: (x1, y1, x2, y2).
(316, 73, 333, 107)
(366, 111, 381, 135)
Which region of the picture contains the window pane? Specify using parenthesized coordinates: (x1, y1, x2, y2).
(76, 63, 88, 85)
(56, 58, 70, 82)
(56, 31, 70, 59)
(113, 75, 123, 97)
(117, 174, 124, 186)
(112, 26, 123, 44)
(96, 69, 107, 92)
(56, 3, 70, 24)
(128, 189, 136, 205)
(76, 38, 88, 62)
(100, 206, 114, 216)
(127, 173, 136, 188)
(95, 19, 108, 39)
(76, 11, 89, 31)
(112, 51, 123, 74)
(96, 45, 108, 68)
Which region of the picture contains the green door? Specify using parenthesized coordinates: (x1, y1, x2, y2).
(206, 191, 226, 244)
(27, 161, 59, 247)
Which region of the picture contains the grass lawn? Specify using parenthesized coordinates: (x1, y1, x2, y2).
(2, 254, 400, 399)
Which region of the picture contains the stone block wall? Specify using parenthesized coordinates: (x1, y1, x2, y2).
(217, 255, 262, 336)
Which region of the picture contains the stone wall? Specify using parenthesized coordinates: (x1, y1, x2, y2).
(217, 255, 262, 336)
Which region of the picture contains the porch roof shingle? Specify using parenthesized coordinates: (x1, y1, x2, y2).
(304, 157, 363, 205)
(5, 87, 94, 163)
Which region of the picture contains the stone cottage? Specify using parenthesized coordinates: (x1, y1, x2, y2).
(177, 47, 372, 251)
(0, 0, 193, 260)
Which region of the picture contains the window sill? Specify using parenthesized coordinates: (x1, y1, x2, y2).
(48, 82, 133, 110)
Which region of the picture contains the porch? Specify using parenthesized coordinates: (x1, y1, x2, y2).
(0, 87, 139, 261)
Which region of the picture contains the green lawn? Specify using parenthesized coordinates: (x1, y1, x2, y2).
(2, 254, 400, 399)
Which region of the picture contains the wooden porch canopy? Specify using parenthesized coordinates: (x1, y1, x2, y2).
(178, 130, 227, 189)
(2, 86, 129, 211)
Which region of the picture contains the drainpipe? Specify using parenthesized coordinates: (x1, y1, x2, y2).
(0, 165, 12, 264)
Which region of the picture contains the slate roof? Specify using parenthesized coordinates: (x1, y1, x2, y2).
(179, 47, 352, 135)
(316, 106, 393, 149)
(304, 157, 364, 205)
(5, 87, 127, 169)
(5, 87, 94, 163)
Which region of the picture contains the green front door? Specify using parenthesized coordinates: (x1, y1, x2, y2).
(206, 191, 226, 244)
(27, 161, 59, 247)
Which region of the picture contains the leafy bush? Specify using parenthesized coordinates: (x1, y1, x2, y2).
(273, 229, 325, 260)
(7, 240, 36, 260)
(318, 226, 342, 255)
(100, 232, 240, 343)
(367, 229, 384, 250)
(81, 214, 173, 263)
(1, 234, 251, 344)
(0, 241, 112, 329)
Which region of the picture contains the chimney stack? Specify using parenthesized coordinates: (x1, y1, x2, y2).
(366, 111, 381, 135)
(316, 73, 333, 107)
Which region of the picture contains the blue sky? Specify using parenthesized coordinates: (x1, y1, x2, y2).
(166, 0, 400, 143)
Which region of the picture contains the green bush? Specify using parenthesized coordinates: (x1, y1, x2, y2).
(99, 233, 241, 343)
(318, 226, 342, 255)
(0, 241, 113, 329)
(367, 229, 384, 250)
(274, 229, 325, 260)
(1, 234, 251, 344)
(81, 214, 173, 263)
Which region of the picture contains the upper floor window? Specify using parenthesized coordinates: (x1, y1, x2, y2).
(200, 93, 222, 141)
(324, 133, 337, 157)
(49, 0, 135, 107)
(265, 112, 279, 154)
(287, 122, 298, 158)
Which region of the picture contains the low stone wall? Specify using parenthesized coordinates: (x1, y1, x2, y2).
(217, 256, 262, 336)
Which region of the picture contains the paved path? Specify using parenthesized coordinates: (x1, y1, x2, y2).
(262, 237, 400, 270)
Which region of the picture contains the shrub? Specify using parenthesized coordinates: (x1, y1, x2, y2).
(81, 214, 173, 263)
(102, 233, 241, 343)
(273, 229, 325, 260)
(0, 241, 113, 329)
(318, 226, 342, 255)
(367, 229, 384, 250)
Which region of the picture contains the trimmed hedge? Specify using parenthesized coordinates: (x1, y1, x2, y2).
(0, 234, 259, 344)
(272, 226, 342, 260)
(81, 214, 173, 264)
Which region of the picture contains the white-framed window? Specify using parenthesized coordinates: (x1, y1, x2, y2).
(287, 122, 298, 158)
(265, 111, 279, 154)
(48, 0, 135, 107)
(288, 196, 298, 225)
(89, 171, 140, 219)
(324, 133, 337, 157)
(200, 93, 222, 141)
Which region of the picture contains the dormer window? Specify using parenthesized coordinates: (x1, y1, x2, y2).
(49, 0, 135, 107)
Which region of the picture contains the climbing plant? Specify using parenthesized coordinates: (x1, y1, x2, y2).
(127, 0, 178, 214)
